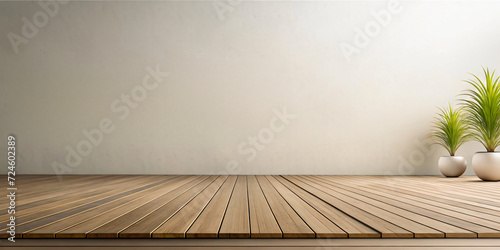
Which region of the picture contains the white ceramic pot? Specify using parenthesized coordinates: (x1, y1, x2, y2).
(472, 152, 500, 181)
(438, 156, 467, 177)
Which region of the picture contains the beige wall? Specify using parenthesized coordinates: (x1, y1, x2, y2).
(1, 0, 500, 175)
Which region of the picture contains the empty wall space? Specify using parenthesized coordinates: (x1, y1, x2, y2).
(1, 1, 500, 175)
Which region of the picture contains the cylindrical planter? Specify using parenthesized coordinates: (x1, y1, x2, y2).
(438, 156, 467, 177)
(472, 152, 500, 181)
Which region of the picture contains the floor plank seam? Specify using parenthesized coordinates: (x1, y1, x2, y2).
(215, 176, 238, 239)
(4, 175, 499, 240)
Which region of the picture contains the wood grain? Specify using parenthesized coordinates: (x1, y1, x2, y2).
(186, 176, 237, 238)
(247, 175, 282, 238)
(218, 176, 250, 238)
(3, 175, 499, 239)
(256, 175, 315, 238)
(152, 176, 228, 238)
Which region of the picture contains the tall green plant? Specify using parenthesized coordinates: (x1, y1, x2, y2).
(432, 104, 470, 156)
(461, 68, 500, 152)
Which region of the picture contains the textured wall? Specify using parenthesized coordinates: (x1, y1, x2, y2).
(1, 0, 499, 175)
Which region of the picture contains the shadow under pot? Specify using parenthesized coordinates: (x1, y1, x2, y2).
(438, 156, 467, 177)
(472, 152, 500, 181)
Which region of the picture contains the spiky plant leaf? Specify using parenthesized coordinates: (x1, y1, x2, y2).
(431, 104, 470, 156)
(460, 68, 500, 152)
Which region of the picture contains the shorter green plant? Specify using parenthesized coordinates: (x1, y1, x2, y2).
(432, 104, 470, 156)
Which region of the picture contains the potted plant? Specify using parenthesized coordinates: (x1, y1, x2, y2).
(461, 68, 500, 181)
(432, 104, 470, 177)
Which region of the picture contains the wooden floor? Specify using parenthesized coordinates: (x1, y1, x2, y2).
(2, 175, 500, 239)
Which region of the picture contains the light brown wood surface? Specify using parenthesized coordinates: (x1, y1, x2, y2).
(2, 175, 500, 239)
(218, 176, 250, 238)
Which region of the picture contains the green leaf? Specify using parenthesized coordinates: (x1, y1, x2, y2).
(460, 67, 500, 152)
(431, 103, 471, 156)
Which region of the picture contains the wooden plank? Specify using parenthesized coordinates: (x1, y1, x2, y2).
(266, 176, 347, 238)
(317, 175, 500, 237)
(411, 176, 500, 198)
(1, 175, 87, 207)
(11, 176, 131, 205)
(299, 176, 463, 238)
(275, 176, 379, 238)
(247, 175, 282, 238)
(85, 176, 209, 238)
(2, 176, 155, 219)
(339, 176, 500, 214)
(256, 175, 315, 238)
(118, 176, 219, 238)
(369, 175, 500, 201)
(0, 176, 150, 223)
(0, 176, 170, 238)
(53, 176, 199, 238)
(22, 176, 194, 238)
(151, 176, 228, 238)
(396, 176, 500, 202)
(352, 176, 500, 221)
(0, 175, 498, 240)
(13, 175, 108, 197)
(185, 176, 237, 238)
(218, 176, 250, 238)
(332, 176, 500, 236)
(0, 175, 122, 209)
(282, 176, 413, 238)
(376, 176, 500, 209)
